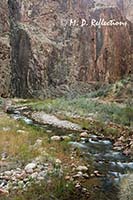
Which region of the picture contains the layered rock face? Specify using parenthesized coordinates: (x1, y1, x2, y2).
(0, 0, 132, 98)
(95, 0, 133, 21)
(0, 0, 10, 97)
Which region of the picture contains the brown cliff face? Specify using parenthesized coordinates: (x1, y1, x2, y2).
(117, 0, 133, 22)
(94, 0, 133, 21)
(0, 0, 132, 98)
(0, 0, 10, 97)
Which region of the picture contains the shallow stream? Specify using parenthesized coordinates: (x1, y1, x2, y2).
(11, 109, 133, 196)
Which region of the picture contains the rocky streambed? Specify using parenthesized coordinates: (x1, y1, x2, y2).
(0, 106, 133, 199)
(0, 154, 64, 195)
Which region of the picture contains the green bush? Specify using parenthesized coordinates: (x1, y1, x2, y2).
(0, 97, 3, 105)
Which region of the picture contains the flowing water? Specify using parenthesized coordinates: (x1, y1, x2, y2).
(10, 109, 133, 198)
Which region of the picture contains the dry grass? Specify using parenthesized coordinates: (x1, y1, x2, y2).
(0, 114, 37, 163)
(0, 112, 86, 168)
(0, 112, 90, 200)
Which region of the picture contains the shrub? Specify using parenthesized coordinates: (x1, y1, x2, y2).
(1, 178, 78, 200)
(119, 173, 133, 200)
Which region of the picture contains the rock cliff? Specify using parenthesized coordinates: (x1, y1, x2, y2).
(0, 0, 10, 97)
(0, 0, 132, 98)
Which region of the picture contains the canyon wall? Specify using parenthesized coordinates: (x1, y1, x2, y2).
(0, 0, 132, 98)
(0, 0, 10, 97)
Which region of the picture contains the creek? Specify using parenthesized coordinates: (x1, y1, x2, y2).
(10, 108, 133, 196)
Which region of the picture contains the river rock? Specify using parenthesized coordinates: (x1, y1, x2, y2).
(0, 180, 8, 187)
(25, 163, 37, 173)
(0, 188, 9, 195)
(73, 171, 83, 178)
(4, 171, 12, 176)
(123, 149, 131, 156)
(15, 171, 27, 180)
(55, 159, 62, 164)
(17, 130, 26, 133)
(30, 172, 38, 179)
(76, 166, 88, 172)
(65, 175, 71, 180)
(75, 183, 81, 189)
(51, 136, 61, 141)
(118, 136, 125, 142)
(82, 187, 87, 192)
(83, 173, 89, 179)
(2, 176, 10, 181)
(94, 170, 101, 177)
(46, 130, 52, 133)
(80, 132, 89, 138)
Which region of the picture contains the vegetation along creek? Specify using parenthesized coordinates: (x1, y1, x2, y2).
(0, 78, 133, 200)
